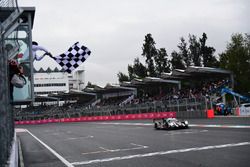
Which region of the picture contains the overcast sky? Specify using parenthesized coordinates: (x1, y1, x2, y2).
(19, 0, 249, 87)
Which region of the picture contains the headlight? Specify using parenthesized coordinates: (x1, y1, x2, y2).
(184, 121, 188, 125)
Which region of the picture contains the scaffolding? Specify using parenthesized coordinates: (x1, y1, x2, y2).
(0, 0, 22, 166)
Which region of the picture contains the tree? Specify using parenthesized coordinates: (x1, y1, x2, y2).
(219, 33, 250, 93)
(142, 34, 157, 76)
(128, 64, 134, 80)
(199, 33, 218, 67)
(118, 57, 147, 82)
(188, 34, 201, 66)
(132, 57, 147, 78)
(154, 48, 170, 76)
(178, 37, 191, 68)
(117, 72, 129, 83)
(170, 50, 185, 70)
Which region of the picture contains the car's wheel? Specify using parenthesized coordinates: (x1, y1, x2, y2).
(154, 123, 159, 130)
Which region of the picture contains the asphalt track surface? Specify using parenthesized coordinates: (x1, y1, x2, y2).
(16, 117, 250, 167)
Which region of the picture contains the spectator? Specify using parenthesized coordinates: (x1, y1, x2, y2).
(8, 59, 25, 100)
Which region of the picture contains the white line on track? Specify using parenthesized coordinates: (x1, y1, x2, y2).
(26, 130, 73, 167)
(94, 122, 250, 128)
(15, 128, 27, 133)
(189, 124, 250, 128)
(72, 141, 250, 166)
(164, 129, 208, 135)
(99, 147, 110, 151)
(81, 143, 148, 155)
(62, 135, 94, 141)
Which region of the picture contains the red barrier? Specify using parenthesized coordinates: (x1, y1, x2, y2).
(207, 109, 214, 119)
(15, 112, 176, 125)
(236, 107, 240, 116)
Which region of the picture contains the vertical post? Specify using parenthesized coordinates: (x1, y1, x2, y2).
(28, 13, 35, 105)
(177, 99, 179, 113)
(0, 25, 13, 166)
(205, 96, 208, 110)
(230, 73, 234, 89)
(195, 98, 198, 111)
(185, 98, 188, 111)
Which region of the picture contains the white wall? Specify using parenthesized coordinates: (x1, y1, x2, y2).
(34, 72, 69, 96)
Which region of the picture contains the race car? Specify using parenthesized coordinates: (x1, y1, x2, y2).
(153, 118, 189, 130)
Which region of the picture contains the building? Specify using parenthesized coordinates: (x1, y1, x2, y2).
(68, 65, 85, 90)
(34, 67, 69, 96)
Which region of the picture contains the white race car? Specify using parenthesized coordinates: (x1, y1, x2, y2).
(154, 118, 189, 130)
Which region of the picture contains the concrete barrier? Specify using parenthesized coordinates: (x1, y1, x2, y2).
(7, 133, 18, 167)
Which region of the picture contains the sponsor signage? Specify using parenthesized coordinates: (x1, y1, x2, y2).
(15, 112, 176, 125)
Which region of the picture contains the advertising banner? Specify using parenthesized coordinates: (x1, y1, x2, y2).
(15, 112, 176, 125)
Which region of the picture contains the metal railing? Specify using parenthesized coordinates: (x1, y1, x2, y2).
(15, 96, 211, 121)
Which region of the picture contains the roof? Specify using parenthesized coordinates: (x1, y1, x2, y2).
(172, 69, 191, 77)
(34, 67, 65, 73)
(143, 77, 180, 84)
(161, 72, 184, 80)
(48, 90, 96, 103)
(34, 95, 60, 102)
(84, 85, 105, 93)
(84, 84, 136, 94)
(131, 78, 145, 85)
(161, 66, 232, 80)
(186, 66, 232, 75)
(120, 77, 181, 88)
(0, 7, 36, 29)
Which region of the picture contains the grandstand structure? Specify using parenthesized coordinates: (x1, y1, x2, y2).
(15, 65, 239, 121)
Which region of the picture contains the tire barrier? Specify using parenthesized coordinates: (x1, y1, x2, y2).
(15, 112, 176, 125)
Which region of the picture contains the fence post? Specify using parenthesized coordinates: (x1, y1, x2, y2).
(0, 26, 14, 166)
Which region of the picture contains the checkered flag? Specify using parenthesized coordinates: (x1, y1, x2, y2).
(50, 42, 91, 73)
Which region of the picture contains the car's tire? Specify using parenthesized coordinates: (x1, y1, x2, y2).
(154, 123, 159, 130)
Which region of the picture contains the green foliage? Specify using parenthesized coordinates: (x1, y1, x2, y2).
(188, 34, 201, 66)
(133, 58, 147, 78)
(199, 33, 218, 67)
(219, 33, 250, 93)
(142, 34, 157, 76)
(178, 37, 190, 68)
(170, 50, 185, 70)
(117, 32, 249, 95)
(118, 57, 147, 82)
(155, 48, 170, 76)
(128, 64, 134, 80)
(117, 72, 129, 83)
(176, 33, 218, 67)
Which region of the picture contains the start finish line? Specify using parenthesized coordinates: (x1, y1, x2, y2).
(15, 112, 176, 125)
